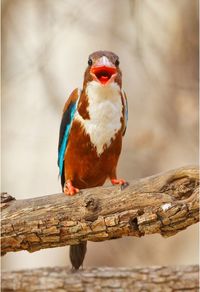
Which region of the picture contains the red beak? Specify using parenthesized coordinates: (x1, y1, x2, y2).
(90, 56, 117, 85)
(91, 66, 117, 85)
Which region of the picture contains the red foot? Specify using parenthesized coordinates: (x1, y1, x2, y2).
(64, 180, 79, 196)
(111, 178, 127, 185)
(111, 178, 129, 190)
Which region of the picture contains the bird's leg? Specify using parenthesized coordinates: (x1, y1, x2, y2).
(64, 180, 79, 196)
(110, 178, 126, 185)
(110, 168, 129, 189)
(110, 178, 129, 190)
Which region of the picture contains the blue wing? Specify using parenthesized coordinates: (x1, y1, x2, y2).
(58, 89, 80, 178)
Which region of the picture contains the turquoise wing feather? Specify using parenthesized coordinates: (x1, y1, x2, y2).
(58, 100, 78, 177)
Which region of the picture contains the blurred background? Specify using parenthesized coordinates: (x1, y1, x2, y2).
(2, 0, 199, 270)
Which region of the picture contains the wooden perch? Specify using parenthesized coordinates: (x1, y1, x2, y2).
(2, 265, 199, 291)
(1, 166, 199, 255)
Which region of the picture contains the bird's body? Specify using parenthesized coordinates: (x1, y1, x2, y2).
(58, 51, 128, 269)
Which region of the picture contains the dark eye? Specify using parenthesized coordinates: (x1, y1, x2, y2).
(88, 58, 92, 66)
(115, 59, 120, 66)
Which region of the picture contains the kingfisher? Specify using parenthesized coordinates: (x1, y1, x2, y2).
(58, 50, 128, 270)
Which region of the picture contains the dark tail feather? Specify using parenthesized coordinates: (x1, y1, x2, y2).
(69, 242, 87, 270)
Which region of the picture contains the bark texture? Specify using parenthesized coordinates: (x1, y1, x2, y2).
(1, 265, 199, 292)
(1, 166, 199, 255)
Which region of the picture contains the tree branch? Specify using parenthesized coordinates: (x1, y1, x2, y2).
(2, 265, 199, 291)
(1, 166, 199, 255)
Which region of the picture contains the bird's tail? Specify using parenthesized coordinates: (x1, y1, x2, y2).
(69, 242, 87, 270)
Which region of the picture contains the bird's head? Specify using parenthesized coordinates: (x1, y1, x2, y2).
(83, 51, 122, 88)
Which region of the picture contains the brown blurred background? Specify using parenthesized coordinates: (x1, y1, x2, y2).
(2, 0, 199, 270)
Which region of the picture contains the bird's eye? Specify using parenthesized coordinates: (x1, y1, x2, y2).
(88, 58, 93, 66)
(115, 59, 120, 66)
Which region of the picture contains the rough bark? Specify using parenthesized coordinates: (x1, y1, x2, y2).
(1, 265, 199, 292)
(1, 166, 199, 255)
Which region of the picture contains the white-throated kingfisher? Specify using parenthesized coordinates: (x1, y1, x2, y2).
(58, 51, 128, 269)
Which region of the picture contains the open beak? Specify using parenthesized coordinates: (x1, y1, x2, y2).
(90, 56, 117, 85)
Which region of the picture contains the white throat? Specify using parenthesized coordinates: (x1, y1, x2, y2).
(75, 81, 123, 155)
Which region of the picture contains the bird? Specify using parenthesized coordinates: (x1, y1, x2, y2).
(58, 50, 128, 270)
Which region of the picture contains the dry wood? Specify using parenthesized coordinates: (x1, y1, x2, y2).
(1, 166, 199, 255)
(1, 265, 199, 291)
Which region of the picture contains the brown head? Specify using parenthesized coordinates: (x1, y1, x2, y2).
(83, 51, 122, 88)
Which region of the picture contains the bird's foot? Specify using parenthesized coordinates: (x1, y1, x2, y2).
(64, 180, 79, 196)
(110, 178, 129, 190)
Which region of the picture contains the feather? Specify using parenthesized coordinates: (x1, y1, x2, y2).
(58, 89, 80, 177)
(121, 90, 128, 136)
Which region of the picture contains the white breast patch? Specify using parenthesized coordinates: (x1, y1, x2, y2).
(75, 81, 123, 156)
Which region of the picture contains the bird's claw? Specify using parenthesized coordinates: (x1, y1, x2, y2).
(110, 178, 129, 190)
(120, 181, 129, 190)
(64, 180, 80, 196)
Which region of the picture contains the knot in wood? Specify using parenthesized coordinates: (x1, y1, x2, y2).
(1, 192, 16, 203)
(129, 217, 139, 230)
(160, 177, 199, 200)
(84, 197, 99, 212)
